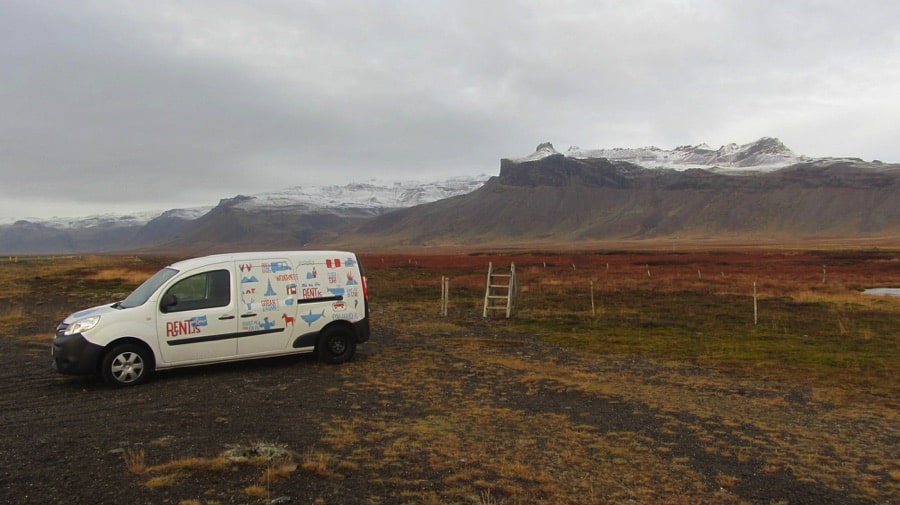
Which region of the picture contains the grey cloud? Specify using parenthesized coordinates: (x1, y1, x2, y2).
(1, 0, 898, 220)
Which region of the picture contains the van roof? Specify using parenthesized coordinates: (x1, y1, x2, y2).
(169, 251, 357, 271)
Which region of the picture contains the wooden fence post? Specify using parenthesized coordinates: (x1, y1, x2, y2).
(590, 281, 595, 317)
(753, 281, 758, 325)
(440, 276, 449, 317)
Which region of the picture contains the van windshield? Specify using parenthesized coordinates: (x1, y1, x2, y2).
(118, 268, 179, 309)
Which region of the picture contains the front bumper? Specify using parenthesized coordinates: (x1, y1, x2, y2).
(51, 332, 104, 375)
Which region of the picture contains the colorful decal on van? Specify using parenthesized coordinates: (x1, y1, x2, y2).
(242, 317, 279, 332)
(261, 297, 279, 312)
(300, 309, 326, 326)
(236, 259, 298, 336)
(301, 284, 323, 299)
(166, 315, 207, 337)
(264, 261, 291, 273)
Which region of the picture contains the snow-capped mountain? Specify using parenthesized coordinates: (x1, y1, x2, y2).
(225, 176, 490, 212)
(5, 137, 895, 254)
(11, 207, 214, 230)
(0, 175, 491, 254)
(513, 137, 815, 172)
(2, 176, 490, 229)
(360, 139, 900, 247)
(0, 137, 855, 231)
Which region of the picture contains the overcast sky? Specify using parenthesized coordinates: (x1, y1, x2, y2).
(2, 1, 898, 222)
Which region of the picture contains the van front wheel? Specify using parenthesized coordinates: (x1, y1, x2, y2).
(101, 343, 154, 387)
(317, 326, 357, 364)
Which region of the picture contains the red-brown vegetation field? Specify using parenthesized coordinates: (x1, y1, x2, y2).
(0, 248, 898, 504)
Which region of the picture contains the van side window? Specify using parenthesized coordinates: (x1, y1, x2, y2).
(161, 270, 231, 313)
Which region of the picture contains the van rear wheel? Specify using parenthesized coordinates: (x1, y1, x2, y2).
(101, 343, 153, 387)
(317, 326, 357, 364)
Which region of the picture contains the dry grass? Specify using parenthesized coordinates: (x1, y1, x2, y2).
(354, 249, 900, 503)
(122, 448, 146, 475)
(243, 485, 267, 497)
(146, 455, 230, 475)
(300, 449, 335, 477)
(0, 305, 27, 336)
(13, 333, 49, 344)
(84, 266, 152, 285)
(131, 442, 297, 494)
(144, 473, 182, 489)
(320, 350, 725, 503)
(4, 251, 898, 503)
(260, 458, 298, 485)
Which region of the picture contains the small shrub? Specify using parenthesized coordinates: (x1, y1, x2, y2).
(244, 485, 267, 497)
(301, 449, 335, 477)
(123, 447, 146, 475)
(144, 473, 182, 488)
(260, 457, 297, 485)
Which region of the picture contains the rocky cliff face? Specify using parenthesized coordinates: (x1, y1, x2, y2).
(498, 154, 645, 188)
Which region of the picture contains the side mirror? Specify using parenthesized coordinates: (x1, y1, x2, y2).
(161, 293, 178, 313)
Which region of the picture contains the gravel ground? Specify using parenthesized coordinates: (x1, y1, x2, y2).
(1, 306, 896, 505)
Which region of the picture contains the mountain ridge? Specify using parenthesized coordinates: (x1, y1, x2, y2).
(0, 177, 488, 254)
(3, 138, 898, 254)
(353, 139, 900, 247)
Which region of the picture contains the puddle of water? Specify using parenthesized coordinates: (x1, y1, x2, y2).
(863, 288, 900, 297)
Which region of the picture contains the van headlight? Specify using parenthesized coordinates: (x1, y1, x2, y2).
(65, 316, 100, 335)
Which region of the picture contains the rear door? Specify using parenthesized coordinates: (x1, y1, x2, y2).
(156, 262, 238, 364)
(294, 255, 348, 333)
(236, 258, 298, 355)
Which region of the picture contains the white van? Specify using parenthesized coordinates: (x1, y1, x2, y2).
(52, 251, 370, 386)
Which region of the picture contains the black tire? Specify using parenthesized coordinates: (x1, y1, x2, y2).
(100, 343, 154, 387)
(316, 325, 357, 364)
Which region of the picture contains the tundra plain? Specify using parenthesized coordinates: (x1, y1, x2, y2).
(0, 249, 898, 504)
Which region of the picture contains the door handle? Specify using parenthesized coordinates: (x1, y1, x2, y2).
(241, 313, 257, 318)
(218, 314, 235, 320)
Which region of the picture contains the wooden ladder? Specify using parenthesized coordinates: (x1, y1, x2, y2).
(483, 262, 518, 318)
